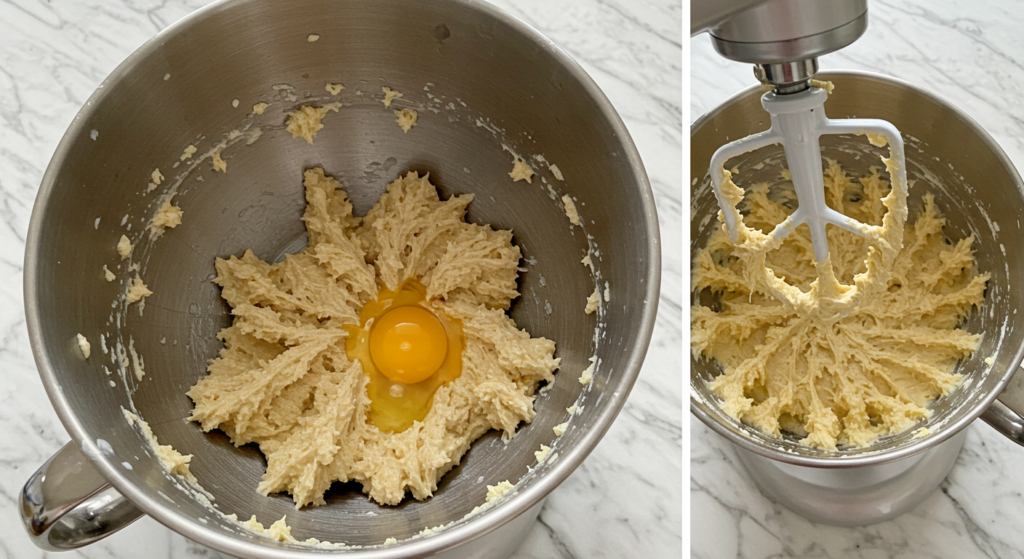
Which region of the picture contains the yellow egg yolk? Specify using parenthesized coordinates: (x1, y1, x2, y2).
(344, 281, 463, 433)
(369, 306, 447, 384)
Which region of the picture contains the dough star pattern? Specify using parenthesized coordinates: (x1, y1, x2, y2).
(692, 160, 989, 450)
(188, 167, 559, 507)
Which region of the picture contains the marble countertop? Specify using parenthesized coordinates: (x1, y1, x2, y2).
(0, 1, 682, 557)
(691, 1, 1024, 557)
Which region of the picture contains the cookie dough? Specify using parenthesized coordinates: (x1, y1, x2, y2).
(585, 287, 599, 314)
(579, 358, 595, 385)
(188, 167, 559, 507)
(150, 198, 183, 235)
(381, 86, 402, 107)
(211, 147, 227, 172)
(486, 480, 513, 502)
(394, 108, 417, 133)
(117, 235, 132, 259)
(691, 160, 988, 449)
(561, 194, 580, 225)
(242, 516, 296, 542)
(122, 407, 197, 483)
(126, 274, 152, 305)
(76, 333, 91, 359)
(509, 158, 534, 183)
(286, 103, 341, 144)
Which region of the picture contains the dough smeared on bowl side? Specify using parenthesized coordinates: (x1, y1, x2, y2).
(150, 198, 183, 236)
(117, 235, 132, 259)
(285, 103, 341, 144)
(122, 407, 197, 484)
(395, 108, 417, 132)
(126, 274, 152, 305)
(381, 86, 403, 107)
(561, 194, 580, 226)
(509, 158, 534, 183)
(585, 287, 600, 314)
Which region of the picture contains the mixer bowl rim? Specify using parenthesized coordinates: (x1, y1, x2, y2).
(689, 69, 1024, 469)
(23, 0, 662, 556)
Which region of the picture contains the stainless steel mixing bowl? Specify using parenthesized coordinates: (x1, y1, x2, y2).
(691, 71, 1024, 469)
(19, 0, 660, 556)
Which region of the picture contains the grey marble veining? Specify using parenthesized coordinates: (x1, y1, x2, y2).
(0, 1, 682, 558)
(691, 1, 1024, 557)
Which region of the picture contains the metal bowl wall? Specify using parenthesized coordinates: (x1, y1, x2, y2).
(25, 0, 660, 556)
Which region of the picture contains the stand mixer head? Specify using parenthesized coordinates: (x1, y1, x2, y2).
(692, 0, 909, 317)
(692, 0, 867, 92)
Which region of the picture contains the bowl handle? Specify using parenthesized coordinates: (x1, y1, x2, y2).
(981, 365, 1024, 444)
(20, 441, 144, 550)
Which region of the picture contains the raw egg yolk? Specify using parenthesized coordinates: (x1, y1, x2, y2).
(344, 281, 463, 433)
(369, 306, 447, 384)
